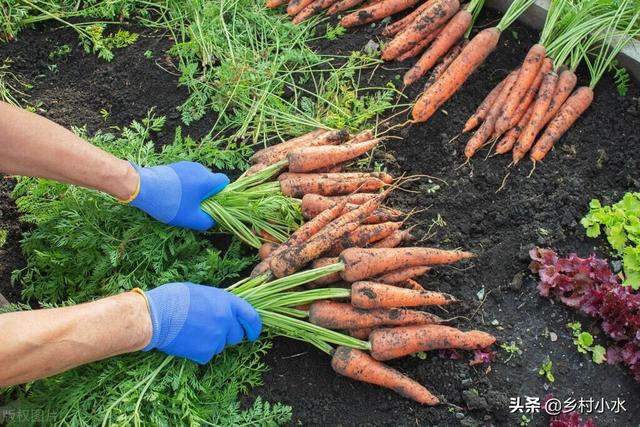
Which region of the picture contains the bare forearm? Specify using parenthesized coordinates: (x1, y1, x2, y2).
(0, 292, 152, 387)
(0, 101, 138, 200)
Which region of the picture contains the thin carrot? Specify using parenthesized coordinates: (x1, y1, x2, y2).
(351, 281, 458, 308)
(494, 102, 534, 154)
(493, 44, 546, 136)
(463, 75, 508, 132)
(412, 27, 501, 122)
(301, 194, 378, 219)
(377, 265, 430, 283)
(369, 324, 496, 360)
(308, 257, 343, 286)
(394, 25, 444, 62)
(371, 228, 414, 248)
(340, 0, 422, 28)
(244, 163, 268, 177)
(293, 0, 339, 23)
(267, 0, 288, 7)
(403, 10, 471, 85)
(251, 129, 347, 165)
(541, 69, 578, 126)
(343, 327, 375, 339)
(287, 0, 315, 16)
(513, 68, 558, 162)
(327, 0, 365, 14)
(398, 279, 426, 291)
(288, 138, 380, 173)
(279, 171, 392, 183)
(382, 0, 460, 61)
(530, 86, 593, 162)
(381, 0, 436, 36)
(363, 207, 404, 224)
(331, 347, 440, 405)
(259, 242, 277, 259)
(326, 222, 402, 256)
(424, 38, 467, 90)
(309, 301, 443, 329)
(280, 176, 386, 198)
(340, 247, 474, 282)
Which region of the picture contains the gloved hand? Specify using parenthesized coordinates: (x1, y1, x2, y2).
(139, 282, 262, 364)
(127, 161, 229, 231)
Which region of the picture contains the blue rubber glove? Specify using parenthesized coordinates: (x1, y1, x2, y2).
(128, 161, 229, 231)
(140, 283, 262, 364)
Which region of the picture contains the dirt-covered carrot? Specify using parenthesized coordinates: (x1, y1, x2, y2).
(267, 0, 288, 7)
(371, 228, 414, 248)
(403, 9, 471, 85)
(343, 327, 376, 339)
(351, 281, 458, 308)
(327, 222, 402, 256)
(293, 0, 339, 23)
(280, 176, 387, 198)
(382, 0, 460, 61)
(307, 257, 343, 286)
(279, 171, 392, 183)
(377, 265, 430, 283)
(424, 38, 467, 89)
(259, 242, 277, 259)
(398, 279, 426, 291)
(288, 138, 380, 173)
(340, 0, 422, 28)
(380, 0, 435, 36)
(530, 86, 594, 161)
(340, 247, 474, 282)
(331, 347, 440, 405)
(251, 129, 347, 165)
(363, 207, 404, 224)
(244, 163, 268, 177)
(541, 69, 577, 126)
(463, 73, 509, 133)
(395, 26, 444, 62)
(493, 44, 546, 136)
(287, 0, 315, 16)
(301, 194, 378, 219)
(309, 301, 443, 328)
(369, 324, 496, 360)
(327, 0, 365, 14)
(494, 102, 534, 154)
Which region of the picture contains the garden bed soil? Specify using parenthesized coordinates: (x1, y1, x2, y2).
(1, 11, 639, 427)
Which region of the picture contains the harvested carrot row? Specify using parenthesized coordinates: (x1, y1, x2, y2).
(331, 347, 440, 405)
(326, 222, 402, 256)
(377, 265, 430, 283)
(369, 324, 496, 360)
(341, 0, 422, 28)
(351, 281, 458, 308)
(288, 138, 380, 173)
(380, 0, 436, 37)
(382, 0, 460, 61)
(327, 0, 365, 14)
(340, 247, 474, 282)
(423, 38, 467, 90)
(371, 228, 415, 248)
(309, 301, 443, 329)
(494, 102, 534, 154)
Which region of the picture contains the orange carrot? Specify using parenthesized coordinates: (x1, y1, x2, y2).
(351, 281, 458, 308)
(244, 163, 268, 177)
(464, 69, 518, 158)
(331, 347, 440, 405)
(280, 176, 386, 198)
(513, 69, 558, 162)
(288, 138, 380, 173)
(494, 102, 534, 154)
(259, 242, 277, 259)
(251, 129, 347, 165)
(530, 86, 593, 162)
(493, 44, 546, 135)
(398, 279, 426, 291)
(403, 10, 471, 85)
(279, 171, 392, 183)
(340, 247, 473, 282)
(343, 327, 376, 339)
(309, 301, 443, 329)
(301, 194, 378, 219)
(293, 0, 339, 23)
(340, 0, 422, 28)
(267, 0, 288, 7)
(327, 222, 402, 256)
(363, 207, 404, 224)
(308, 257, 343, 286)
(377, 265, 430, 283)
(369, 324, 496, 360)
(463, 73, 508, 132)
(541, 69, 578, 126)
(258, 229, 280, 243)
(424, 38, 467, 89)
(382, 0, 459, 61)
(412, 27, 500, 122)
(380, 0, 436, 36)
(371, 228, 414, 248)
(395, 25, 444, 62)
(327, 0, 365, 14)
(288, 0, 315, 16)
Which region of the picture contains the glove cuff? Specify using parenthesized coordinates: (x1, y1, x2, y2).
(117, 163, 141, 204)
(142, 283, 191, 352)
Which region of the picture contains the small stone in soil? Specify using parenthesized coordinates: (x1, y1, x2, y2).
(462, 389, 489, 411)
(550, 332, 558, 342)
(510, 272, 524, 291)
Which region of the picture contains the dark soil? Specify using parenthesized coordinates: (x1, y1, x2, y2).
(1, 10, 639, 427)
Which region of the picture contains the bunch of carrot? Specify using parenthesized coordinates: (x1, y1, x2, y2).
(462, 0, 640, 163)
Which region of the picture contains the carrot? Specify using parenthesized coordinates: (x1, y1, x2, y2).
(331, 347, 440, 405)
(394, 25, 444, 62)
(301, 194, 378, 219)
(541, 69, 578, 127)
(493, 44, 546, 136)
(288, 0, 315, 16)
(309, 301, 443, 329)
(496, 57, 552, 141)
(343, 327, 375, 339)
(530, 86, 593, 162)
(288, 138, 380, 173)
(280, 176, 386, 198)
(279, 171, 392, 183)
(382, 0, 459, 61)
(327, 0, 365, 14)
(463, 73, 508, 132)
(293, 0, 339, 23)
(340, 247, 474, 282)
(369, 324, 496, 360)
(403, 10, 471, 85)
(270, 195, 384, 277)
(380, 0, 435, 37)
(412, 27, 501, 122)
(377, 265, 430, 283)
(371, 228, 414, 248)
(464, 69, 518, 158)
(251, 129, 348, 165)
(424, 38, 467, 90)
(327, 222, 402, 256)
(363, 207, 404, 224)
(267, 0, 288, 7)
(494, 102, 534, 154)
(244, 163, 268, 177)
(340, 0, 422, 28)
(308, 257, 343, 286)
(311, 163, 345, 173)
(258, 229, 280, 243)
(351, 281, 458, 308)
(512, 69, 558, 162)
(363, 0, 385, 6)
(259, 242, 277, 259)
(397, 279, 426, 291)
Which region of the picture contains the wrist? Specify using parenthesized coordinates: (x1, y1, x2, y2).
(126, 290, 153, 351)
(111, 160, 140, 202)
